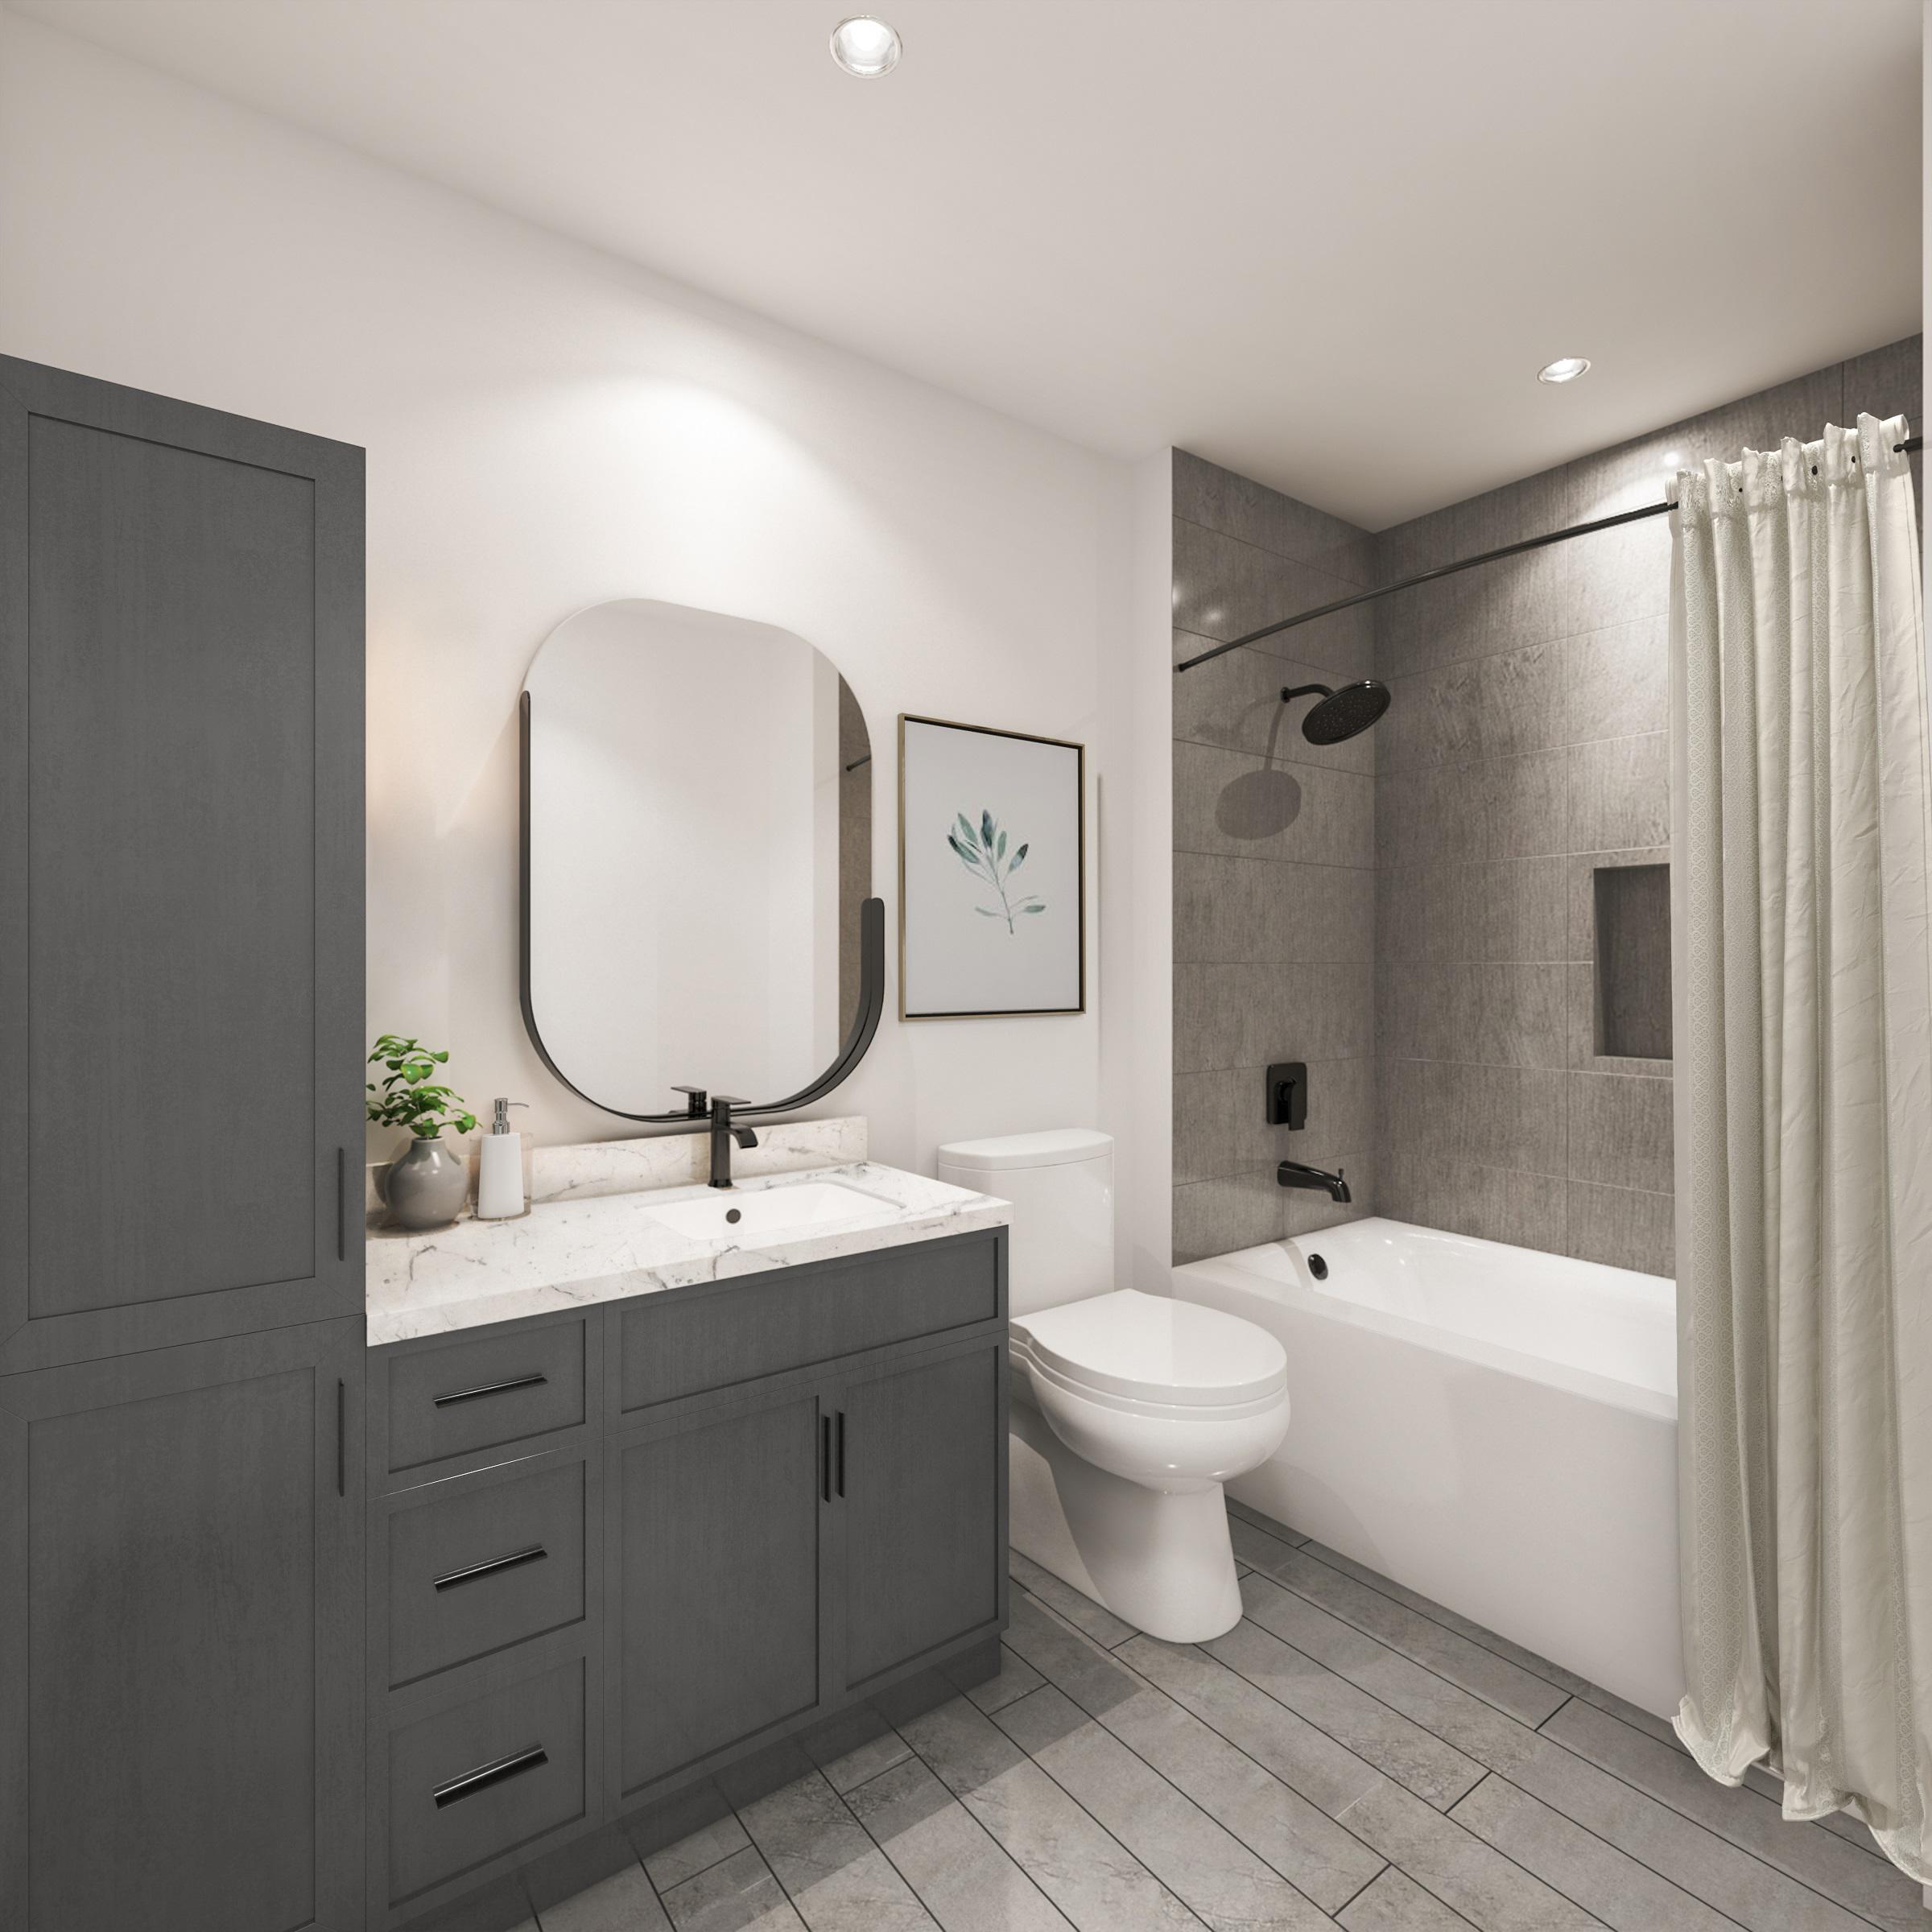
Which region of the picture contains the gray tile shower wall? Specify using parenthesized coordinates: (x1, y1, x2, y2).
(1172, 450, 1378, 1263)
(1372, 333, 1922, 1277)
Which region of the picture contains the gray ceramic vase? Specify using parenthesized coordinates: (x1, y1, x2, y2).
(383, 1134, 469, 1231)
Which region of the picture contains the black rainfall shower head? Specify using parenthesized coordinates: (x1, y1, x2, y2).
(1282, 679, 1392, 745)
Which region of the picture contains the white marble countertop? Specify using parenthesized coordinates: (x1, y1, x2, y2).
(365, 1160, 1009, 1347)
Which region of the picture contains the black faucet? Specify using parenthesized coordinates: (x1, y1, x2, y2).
(1278, 1158, 1350, 1203)
(708, 1095, 759, 1189)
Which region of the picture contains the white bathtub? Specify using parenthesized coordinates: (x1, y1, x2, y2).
(1173, 1216, 1683, 1717)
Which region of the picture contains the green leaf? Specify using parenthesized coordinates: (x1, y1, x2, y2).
(981, 808, 994, 848)
(973, 906, 1000, 917)
(996, 830, 1007, 861)
(1009, 843, 1028, 873)
(955, 813, 978, 849)
(1021, 903, 1046, 914)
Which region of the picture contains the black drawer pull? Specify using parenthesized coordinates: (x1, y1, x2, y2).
(432, 1373, 548, 1408)
(433, 1545, 548, 1592)
(433, 1744, 549, 1808)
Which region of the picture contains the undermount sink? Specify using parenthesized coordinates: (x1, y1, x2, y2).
(640, 1179, 898, 1242)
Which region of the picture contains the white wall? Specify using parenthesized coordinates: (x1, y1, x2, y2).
(0, 10, 1167, 1217)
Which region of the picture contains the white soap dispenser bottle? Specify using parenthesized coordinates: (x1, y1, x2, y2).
(477, 1098, 528, 1220)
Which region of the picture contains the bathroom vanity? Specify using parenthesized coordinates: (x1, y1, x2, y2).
(361, 1158, 1009, 1929)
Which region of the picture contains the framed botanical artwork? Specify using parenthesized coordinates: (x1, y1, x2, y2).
(898, 714, 1086, 1019)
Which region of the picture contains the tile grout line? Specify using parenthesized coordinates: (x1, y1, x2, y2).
(984, 1675, 1306, 1932)
(1250, 1531, 1598, 1707)
(1170, 510, 1376, 591)
(1375, 724, 1666, 771)
(744, 1753, 949, 1932)
(1446, 1771, 1762, 1932)
(1007, 1582, 1391, 1904)
(1554, 1699, 1918, 1897)
(1238, 1564, 1912, 1932)
(1375, 616, 1674, 676)
(834, 1718, 1085, 1931)
(1171, 847, 1380, 873)
(1371, 1051, 1670, 1084)
(1233, 1547, 1581, 1729)
(1329, 1769, 1608, 1932)
(1323, 1859, 1410, 1926)
(1204, 1619, 1498, 1816)
(948, 1681, 1226, 1932)
(647, 1827, 790, 1926)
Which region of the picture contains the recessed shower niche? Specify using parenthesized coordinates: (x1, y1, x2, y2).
(1592, 861, 1672, 1060)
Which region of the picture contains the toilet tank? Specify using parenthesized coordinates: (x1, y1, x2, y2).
(936, 1129, 1113, 1319)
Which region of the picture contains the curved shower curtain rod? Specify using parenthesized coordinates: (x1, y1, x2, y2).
(1174, 433, 1925, 674)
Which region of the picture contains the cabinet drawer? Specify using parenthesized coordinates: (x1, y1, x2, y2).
(619, 1232, 1001, 1412)
(388, 1460, 587, 1686)
(387, 1319, 586, 1472)
(386, 1656, 587, 1905)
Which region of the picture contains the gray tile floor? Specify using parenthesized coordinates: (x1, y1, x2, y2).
(522, 1502, 1930, 1932)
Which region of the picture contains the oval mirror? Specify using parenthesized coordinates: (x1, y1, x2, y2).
(521, 597, 881, 1121)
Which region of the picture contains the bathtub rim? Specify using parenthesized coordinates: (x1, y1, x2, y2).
(1174, 1224, 1678, 1425)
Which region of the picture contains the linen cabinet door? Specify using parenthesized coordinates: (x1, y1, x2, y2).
(0, 354, 364, 1375)
(612, 1384, 827, 1806)
(831, 1335, 1005, 1699)
(0, 1318, 365, 1932)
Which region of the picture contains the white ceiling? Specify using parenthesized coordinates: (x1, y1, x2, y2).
(17, 0, 1922, 528)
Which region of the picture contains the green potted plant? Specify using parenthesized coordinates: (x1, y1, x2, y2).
(367, 1034, 478, 1230)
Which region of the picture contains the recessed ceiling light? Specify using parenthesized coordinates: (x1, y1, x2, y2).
(831, 15, 902, 77)
(1538, 357, 1591, 385)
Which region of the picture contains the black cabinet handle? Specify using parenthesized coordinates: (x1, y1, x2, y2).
(835, 1410, 846, 1498)
(432, 1744, 548, 1809)
(336, 1147, 349, 1262)
(433, 1545, 548, 1591)
(820, 1414, 832, 1502)
(336, 1379, 346, 1497)
(433, 1373, 547, 1408)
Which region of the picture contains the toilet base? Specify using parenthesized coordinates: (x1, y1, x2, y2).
(1008, 1401, 1245, 1643)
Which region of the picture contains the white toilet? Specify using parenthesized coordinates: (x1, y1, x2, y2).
(937, 1129, 1290, 1643)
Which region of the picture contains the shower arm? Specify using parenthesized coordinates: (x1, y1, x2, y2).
(1175, 433, 1924, 674)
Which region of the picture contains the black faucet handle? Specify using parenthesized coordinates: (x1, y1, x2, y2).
(671, 1084, 709, 1117)
(710, 1095, 749, 1110)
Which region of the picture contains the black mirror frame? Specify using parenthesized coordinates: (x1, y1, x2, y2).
(518, 691, 886, 1125)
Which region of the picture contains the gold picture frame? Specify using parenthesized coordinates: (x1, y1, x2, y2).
(897, 713, 1087, 1020)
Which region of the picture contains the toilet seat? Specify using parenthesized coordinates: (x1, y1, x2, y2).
(1011, 1289, 1286, 1414)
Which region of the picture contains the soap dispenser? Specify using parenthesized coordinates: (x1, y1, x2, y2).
(477, 1099, 529, 1220)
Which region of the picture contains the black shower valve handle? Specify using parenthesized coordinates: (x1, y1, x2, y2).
(1265, 1060, 1308, 1130)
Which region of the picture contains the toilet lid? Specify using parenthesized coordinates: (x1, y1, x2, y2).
(1013, 1290, 1287, 1408)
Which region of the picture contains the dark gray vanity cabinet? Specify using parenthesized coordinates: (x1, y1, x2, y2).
(0, 360, 368, 1932)
(607, 1232, 1009, 1816)
(0, 1319, 367, 1932)
(614, 1385, 827, 1793)
(832, 1338, 1005, 1698)
(0, 354, 366, 1377)
(365, 1231, 1007, 1928)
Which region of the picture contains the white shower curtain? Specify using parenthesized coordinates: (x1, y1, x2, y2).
(1670, 415, 1932, 1882)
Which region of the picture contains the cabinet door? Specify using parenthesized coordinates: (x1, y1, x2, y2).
(832, 1337, 1005, 1697)
(0, 1318, 365, 1932)
(613, 1388, 824, 1802)
(0, 356, 364, 1374)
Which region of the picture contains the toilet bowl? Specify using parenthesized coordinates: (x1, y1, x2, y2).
(938, 1130, 1290, 1643)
